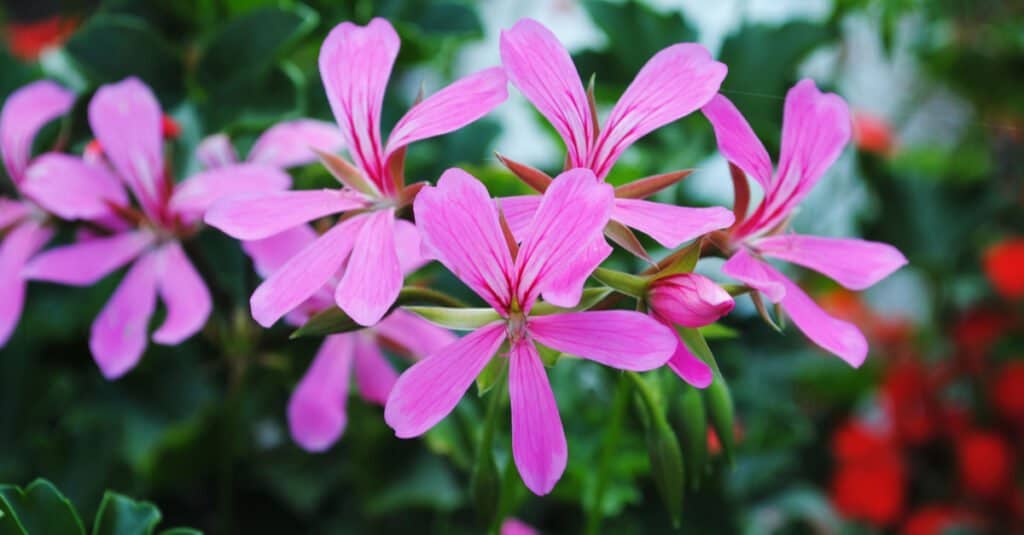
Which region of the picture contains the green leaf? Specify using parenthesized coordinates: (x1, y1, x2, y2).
(91, 492, 160, 535)
(196, 4, 318, 89)
(64, 15, 183, 101)
(582, 0, 697, 69)
(201, 63, 305, 132)
(404, 306, 501, 331)
(158, 530, 202, 535)
(529, 287, 613, 315)
(0, 479, 86, 535)
(698, 323, 739, 340)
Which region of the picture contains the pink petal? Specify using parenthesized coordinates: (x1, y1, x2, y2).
(21, 153, 128, 221)
(353, 334, 398, 405)
(755, 259, 869, 366)
(756, 234, 907, 291)
(248, 119, 346, 169)
(509, 338, 567, 496)
(204, 189, 367, 240)
(0, 221, 53, 346)
(90, 252, 159, 379)
(527, 311, 676, 371)
(499, 18, 593, 168)
(721, 248, 786, 302)
(196, 134, 239, 169)
(88, 78, 167, 218)
(701, 94, 773, 190)
(763, 79, 851, 228)
(0, 80, 74, 185)
(394, 219, 427, 274)
(413, 168, 514, 313)
(335, 209, 402, 326)
(514, 168, 612, 312)
(501, 519, 539, 535)
(22, 231, 153, 286)
(498, 194, 541, 243)
(319, 18, 397, 189)
(288, 334, 354, 452)
(152, 241, 211, 345)
(241, 225, 318, 279)
(612, 198, 734, 249)
(591, 44, 727, 178)
(250, 215, 365, 327)
(385, 322, 506, 438)
(0, 198, 29, 230)
(170, 163, 291, 222)
(659, 321, 713, 388)
(384, 67, 508, 159)
(374, 309, 457, 360)
(648, 273, 735, 328)
(540, 237, 611, 308)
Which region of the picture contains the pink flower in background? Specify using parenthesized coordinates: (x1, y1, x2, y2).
(243, 224, 455, 452)
(206, 18, 508, 328)
(647, 273, 734, 387)
(702, 79, 907, 366)
(197, 119, 344, 170)
(22, 78, 290, 379)
(498, 18, 734, 269)
(500, 518, 539, 535)
(385, 168, 677, 495)
(0, 80, 74, 346)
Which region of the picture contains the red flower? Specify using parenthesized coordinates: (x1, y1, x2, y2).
(993, 361, 1024, 425)
(952, 308, 1010, 372)
(5, 16, 78, 61)
(852, 110, 896, 156)
(985, 238, 1024, 300)
(830, 421, 906, 526)
(902, 506, 967, 535)
(882, 361, 941, 445)
(957, 430, 1014, 498)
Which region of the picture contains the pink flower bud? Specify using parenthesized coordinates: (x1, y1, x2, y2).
(648, 273, 734, 327)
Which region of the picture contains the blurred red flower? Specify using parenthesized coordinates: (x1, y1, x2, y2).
(984, 239, 1024, 300)
(992, 361, 1024, 425)
(5, 16, 77, 61)
(882, 361, 941, 444)
(956, 430, 1015, 498)
(902, 506, 967, 535)
(852, 110, 896, 156)
(830, 421, 906, 526)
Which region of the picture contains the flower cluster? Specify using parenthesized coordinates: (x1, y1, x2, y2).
(0, 17, 907, 496)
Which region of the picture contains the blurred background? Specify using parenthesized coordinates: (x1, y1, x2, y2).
(0, 0, 1021, 533)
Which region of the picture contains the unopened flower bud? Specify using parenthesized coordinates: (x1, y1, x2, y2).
(648, 273, 734, 327)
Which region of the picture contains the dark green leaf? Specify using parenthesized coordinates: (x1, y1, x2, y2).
(0, 479, 85, 535)
(91, 492, 160, 535)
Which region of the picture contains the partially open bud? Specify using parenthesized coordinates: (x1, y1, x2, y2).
(648, 273, 734, 327)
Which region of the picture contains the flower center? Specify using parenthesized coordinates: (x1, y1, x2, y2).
(506, 311, 528, 344)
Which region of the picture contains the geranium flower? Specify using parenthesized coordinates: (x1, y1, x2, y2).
(385, 168, 677, 495)
(242, 223, 455, 452)
(497, 18, 733, 274)
(0, 80, 78, 346)
(703, 79, 907, 366)
(205, 18, 508, 328)
(22, 78, 290, 379)
(197, 120, 344, 170)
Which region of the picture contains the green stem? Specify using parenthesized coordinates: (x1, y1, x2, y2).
(398, 286, 470, 308)
(593, 267, 650, 299)
(477, 373, 508, 535)
(585, 373, 632, 535)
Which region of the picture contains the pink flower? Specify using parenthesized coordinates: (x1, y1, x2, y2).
(21, 78, 290, 379)
(702, 80, 907, 366)
(197, 119, 344, 170)
(501, 518, 539, 535)
(0, 80, 76, 346)
(243, 223, 455, 452)
(385, 168, 677, 495)
(647, 273, 734, 387)
(205, 18, 508, 328)
(497, 18, 734, 268)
